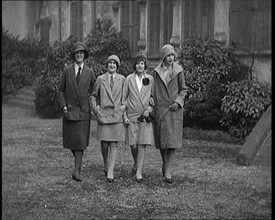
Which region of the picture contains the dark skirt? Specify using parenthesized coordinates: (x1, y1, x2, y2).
(62, 119, 90, 150)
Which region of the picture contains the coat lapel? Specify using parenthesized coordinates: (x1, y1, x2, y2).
(69, 65, 80, 97)
(102, 73, 114, 103)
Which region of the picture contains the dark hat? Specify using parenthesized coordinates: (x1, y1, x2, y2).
(133, 55, 147, 70)
(71, 42, 89, 60)
(106, 55, 120, 68)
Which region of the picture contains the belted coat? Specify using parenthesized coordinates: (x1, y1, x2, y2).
(152, 62, 188, 149)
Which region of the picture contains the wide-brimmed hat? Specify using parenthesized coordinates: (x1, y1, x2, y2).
(133, 55, 147, 70)
(106, 55, 120, 68)
(71, 42, 89, 60)
(161, 44, 175, 61)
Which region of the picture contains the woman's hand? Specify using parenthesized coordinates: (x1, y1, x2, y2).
(142, 109, 150, 117)
(169, 102, 180, 111)
(96, 105, 102, 117)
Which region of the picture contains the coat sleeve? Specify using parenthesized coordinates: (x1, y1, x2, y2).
(58, 69, 67, 109)
(174, 71, 188, 108)
(91, 77, 101, 114)
(121, 77, 129, 108)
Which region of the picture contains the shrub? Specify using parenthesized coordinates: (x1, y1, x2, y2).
(2, 28, 47, 96)
(85, 19, 132, 77)
(34, 19, 132, 118)
(178, 37, 252, 129)
(220, 80, 271, 143)
(34, 69, 62, 119)
(34, 36, 77, 118)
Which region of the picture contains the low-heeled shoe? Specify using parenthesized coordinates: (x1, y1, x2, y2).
(72, 175, 82, 182)
(136, 178, 143, 183)
(164, 177, 173, 183)
(107, 178, 114, 183)
(162, 168, 165, 177)
(131, 168, 137, 176)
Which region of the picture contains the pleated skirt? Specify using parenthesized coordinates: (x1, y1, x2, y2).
(62, 119, 90, 150)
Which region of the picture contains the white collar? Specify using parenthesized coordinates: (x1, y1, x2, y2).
(74, 62, 84, 71)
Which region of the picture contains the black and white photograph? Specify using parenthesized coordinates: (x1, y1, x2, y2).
(2, 0, 271, 219)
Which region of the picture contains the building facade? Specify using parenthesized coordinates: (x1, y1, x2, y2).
(2, 0, 271, 83)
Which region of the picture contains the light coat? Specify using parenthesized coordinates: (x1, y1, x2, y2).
(122, 73, 154, 122)
(122, 72, 155, 145)
(152, 62, 188, 149)
(91, 72, 126, 141)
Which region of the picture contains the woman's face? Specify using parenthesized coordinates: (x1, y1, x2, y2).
(135, 61, 145, 74)
(75, 51, 84, 64)
(163, 53, 175, 66)
(108, 60, 117, 74)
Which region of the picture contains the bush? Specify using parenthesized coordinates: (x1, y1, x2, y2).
(220, 80, 271, 143)
(34, 70, 62, 119)
(178, 37, 252, 129)
(85, 19, 132, 77)
(34, 19, 132, 118)
(34, 36, 77, 118)
(2, 28, 47, 96)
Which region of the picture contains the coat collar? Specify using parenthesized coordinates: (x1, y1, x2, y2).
(154, 62, 182, 86)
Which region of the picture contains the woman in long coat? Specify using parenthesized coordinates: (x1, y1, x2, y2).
(152, 44, 188, 183)
(58, 42, 96, 182)
(122, 55, 154, 182)
(91, 55, 126, 182)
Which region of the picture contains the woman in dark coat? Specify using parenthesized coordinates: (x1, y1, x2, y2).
(58, 42, 96, 182)
(152, 44, 188, 183)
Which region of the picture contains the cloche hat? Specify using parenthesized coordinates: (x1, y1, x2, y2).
(71, 42, 89, 60)
(161, 44, 175, 61)
(106, 55, 120, 68)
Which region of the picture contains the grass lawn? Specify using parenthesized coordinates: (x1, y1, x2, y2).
(2, 104, 271, 219)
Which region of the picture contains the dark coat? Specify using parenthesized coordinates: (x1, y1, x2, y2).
(152, 62, 188, 149)
(58, 63, 96, 149)
(58, 63, 96, 121)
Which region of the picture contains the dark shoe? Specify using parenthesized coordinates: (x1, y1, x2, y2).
(107, 178, 114, 183)
(131, 168, 137, 176)
(72, 174, 82, 182)
(136, 178, 143, 183)
(164, 177, 173, 184)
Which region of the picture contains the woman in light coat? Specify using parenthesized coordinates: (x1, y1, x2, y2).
(122, 55, 154, 182)
(91, 55, 126, 182)
(58, 42, 96, 182)
(152, 44, 188, 183)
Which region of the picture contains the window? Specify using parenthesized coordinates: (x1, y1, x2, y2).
(70, 1, 83, 41)
(229, 0, 271, 53)
(120, 1, 140, 56)
(148, 0, 173, 59)
(182, 0, 214, 43)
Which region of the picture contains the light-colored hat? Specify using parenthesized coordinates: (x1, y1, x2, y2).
(161, 44, 175, 61)
(106, 55, 120, 68)
(71, 42, 89, 60)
